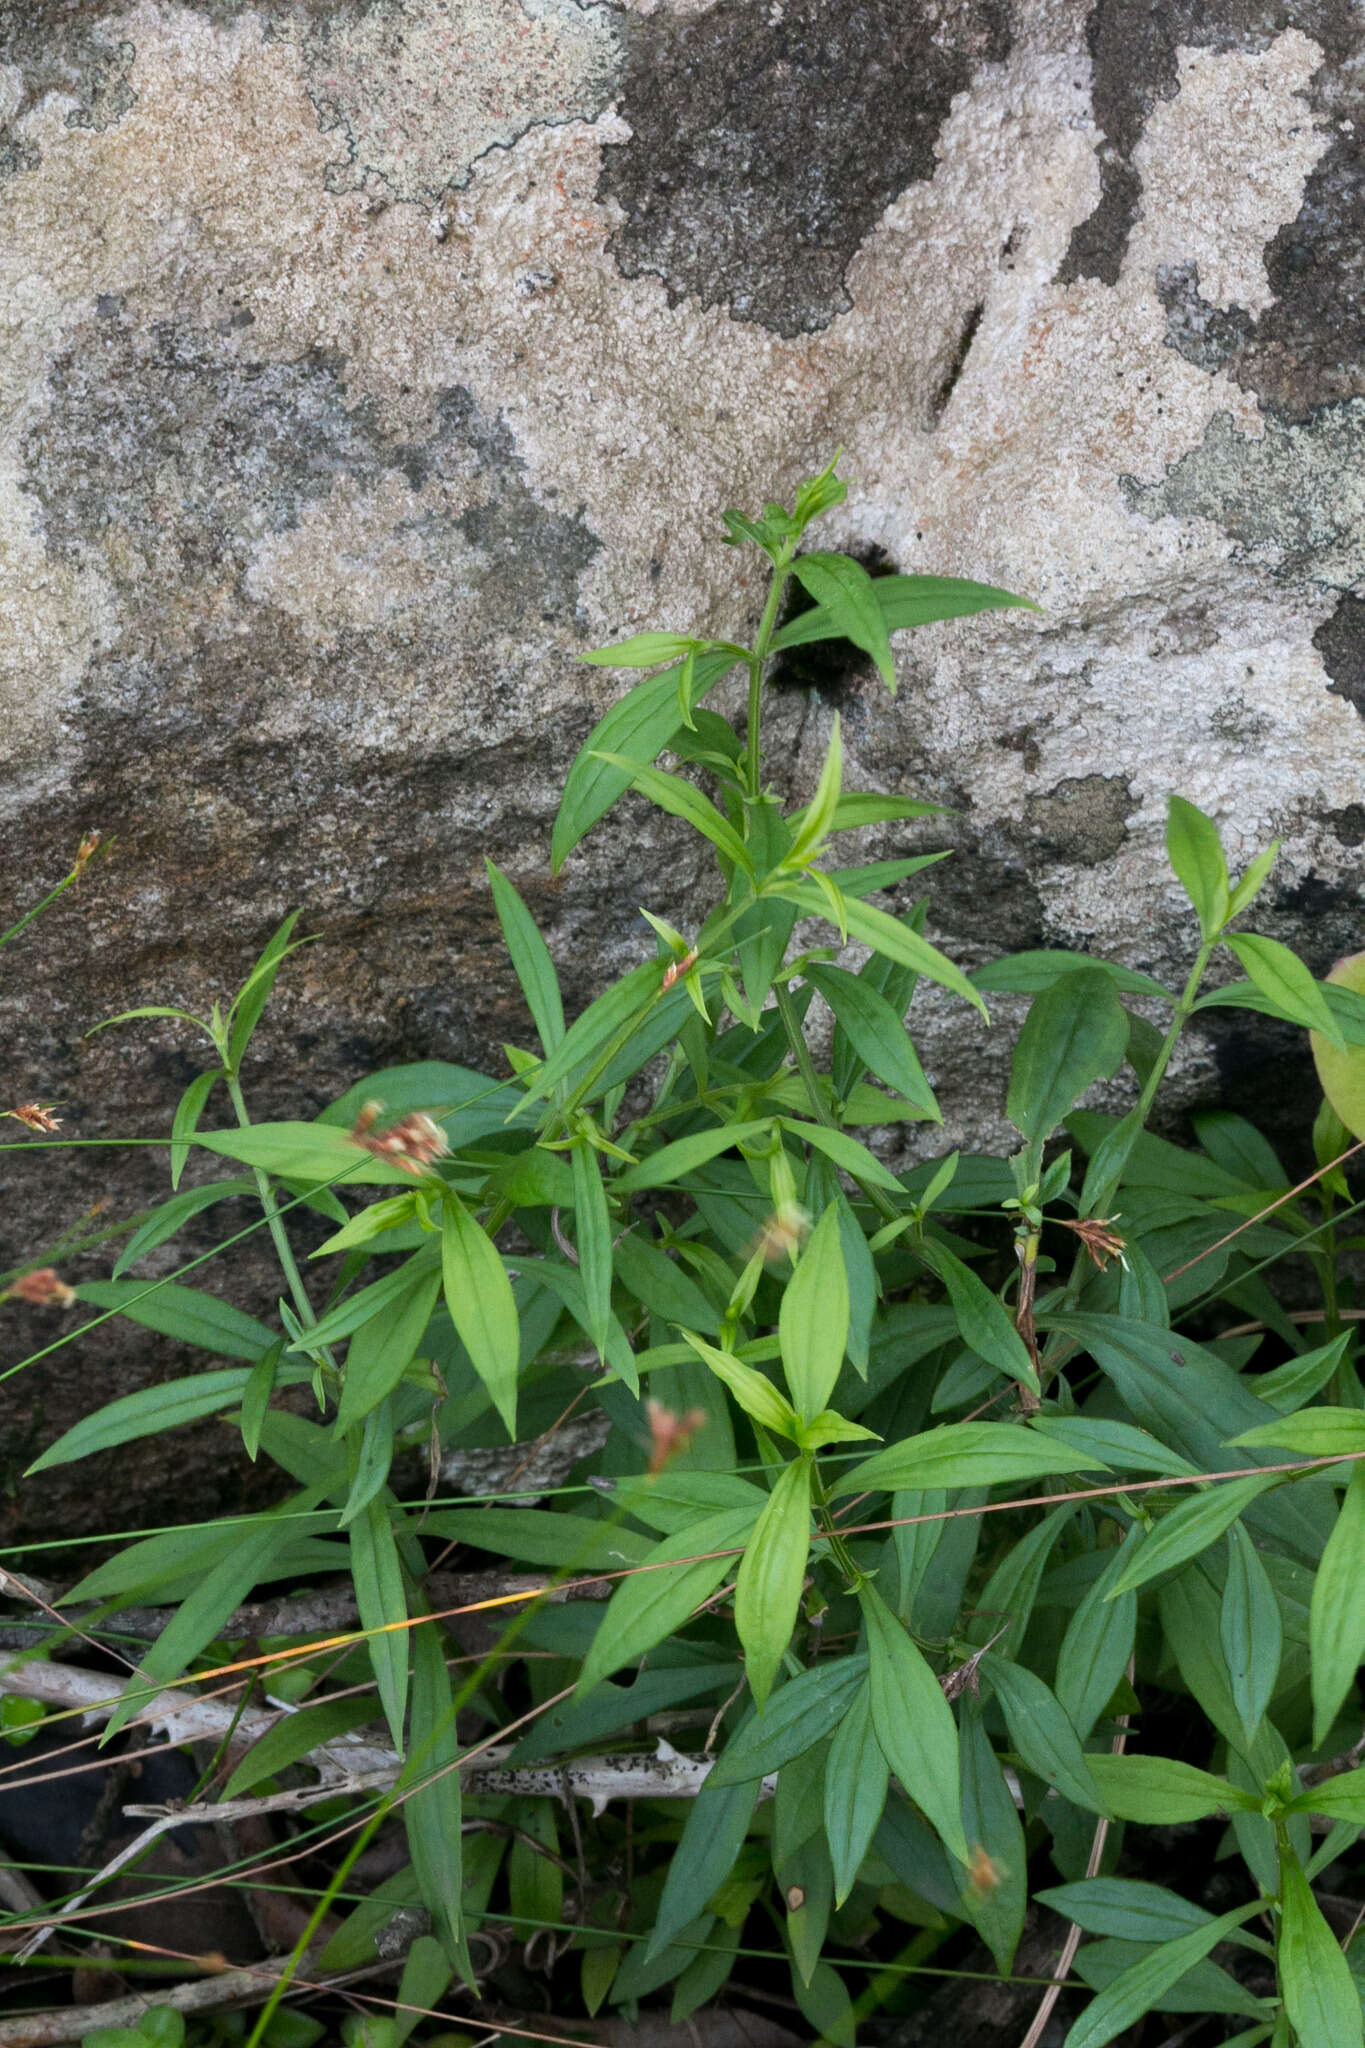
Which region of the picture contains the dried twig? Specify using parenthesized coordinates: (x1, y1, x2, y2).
(0, 1945, 384, 2048)
(1019, 1660, 1134, 2048)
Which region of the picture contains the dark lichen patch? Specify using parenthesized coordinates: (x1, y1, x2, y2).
(1025, 773, 1136, 866)
(1122, 402, 1365, 588)
(1325, 802, 1365, 846)
(1061, 0, 1361, 360)
(20, 312, 597, 629)
(598, 0, 1011, 337)
(940, 839, 1049, 953)
(1314, 592, 1365, 715)
(0, 1, 137, 182)
(1156, 262, 1255, 375)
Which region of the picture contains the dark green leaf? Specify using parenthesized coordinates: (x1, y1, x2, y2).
(223, 1691, 384, 1798)
(830, 1420, 1104, 1499)
(227, 911, 304, 1070)
(708, 1656, 868, 1787)
(577, 1508, 756, 1695)
(113, 1180, 253, 1277)
(1310, 1463, 1365, 1745)
(862, 1581, 967, 1863)
(170, 1070, 223, 1190)
(1278, 1852, 1363, 2048)
(958, 1698, 1027, 1974)
(486, 860, 564, 1054)
(1006, 969, 1128, 1147)
(441, 1193, 520, 1437)
(805, 962, 938, 1114)
(1222, 1522, 1282, 1744)
(401, 1619, 466, 1968)
(980, 1653, 1105, 1812)
(552, 651, 738, 872)
(336, 1268, 441, 1432)
(1107, 1476, 1275, 1598)
(349, 1494, 409, 1751)
(735, 1456, 813, 1706)
(823, 1679, 889, 1906)
(74, 1280, 277, 1362)
(1054, 1538, 1139, 1741)
(1062, 1904, 1264, 2048)
(647, 1768, 761, 1958)
(779, 1204, 849, 1420)
(26, 1361, 303, 1473)
(916, 1239, 1039, 1395)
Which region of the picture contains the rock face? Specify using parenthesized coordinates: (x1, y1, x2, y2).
(2, 0, 1363, 1537)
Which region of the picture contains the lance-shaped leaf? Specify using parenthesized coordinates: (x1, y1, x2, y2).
(1105, 1475, 1276, 1599)
(336, 1268, 441, 1432)
(1309, 1462, 1365, 1745)
(791, 553, 896, 688)
(861, 1581, 968, 1864)
(1221, 1521, 1282, 1745)
(441, 1193, 520, 1438)
(1278, 1853, 1364, 2048)
(680, 1330, 800, 1439)
(770, 878, 987, 1018)
(779, 1204, 849, 1420)
(1226, 932, 1343, 1047)
(591, 752, 751, 868)
(829, 1420, 1105, 1499)
(552, 650, 740, 872)
(576, 1507, 758, 1695)
(916, 1239, 1038, 1395)
(1062, 1902, 1264, 2048)
(824, 1680, 890, 1906)
(735, 1456, 813, 1706)
(485, 859, 564, 1054)
(74, 1280, 277, 1362)
(1166, 794, 1230, 938)
(804, 962, 938, 1114)
(1006, 968, 1128, 1148)
(349, 1495, 409, 1752)
(570, 1139, 613, 1362)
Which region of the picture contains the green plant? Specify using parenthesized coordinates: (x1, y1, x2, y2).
(10, 459, 1365, 2047)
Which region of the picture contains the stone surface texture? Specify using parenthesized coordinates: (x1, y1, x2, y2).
(2, 0, 1364, 1537)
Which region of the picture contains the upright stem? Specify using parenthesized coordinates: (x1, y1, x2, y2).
(773, 983, 900, 1226)
(1133, 937, 1218, 1131)
(225, 1071, 318, 1334)
(744, 548, 793, 799)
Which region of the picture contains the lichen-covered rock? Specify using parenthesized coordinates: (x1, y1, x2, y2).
(2, 0, 1363, 1537)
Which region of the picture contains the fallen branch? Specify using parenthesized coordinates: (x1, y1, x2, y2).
(0, 1569, 607, 1650)
(0, 1945, 384, 2048)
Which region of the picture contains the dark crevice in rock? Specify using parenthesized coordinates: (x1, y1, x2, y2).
(598, 0, 1011, 336)
(931, 302, 984, 419)
(768, 542, 898, 701)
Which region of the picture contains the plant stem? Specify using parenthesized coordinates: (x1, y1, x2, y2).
(225, 1072, 318, 1335)
(773, 983, 901, 1225)
(1135, 938, 1217, 1129)
(744, 549, 793, 799)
